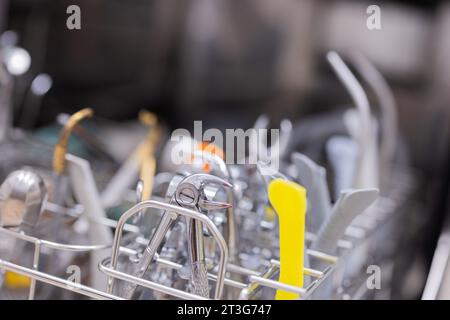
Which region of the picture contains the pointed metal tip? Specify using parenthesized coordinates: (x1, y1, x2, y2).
(202, 175, 233, 189)
(199, 199, 233, 210)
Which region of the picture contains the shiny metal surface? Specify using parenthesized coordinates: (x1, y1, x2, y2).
(0, 169, 46, 227)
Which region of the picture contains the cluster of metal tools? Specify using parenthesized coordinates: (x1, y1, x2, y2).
(0, 50, 416, 300)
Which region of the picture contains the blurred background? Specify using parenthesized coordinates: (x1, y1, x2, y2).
(1, 0, 450, 299)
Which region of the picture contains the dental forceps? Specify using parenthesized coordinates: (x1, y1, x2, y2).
(174, 174, 232, 298)
(190, 150, 239, 263)
(122, 173, 232, 299)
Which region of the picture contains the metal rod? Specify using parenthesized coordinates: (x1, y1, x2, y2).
(0, 227, 109, 252)
(28, 241, 41, 300)
(269, 260, 323, 278)
(0, 259, 122, 300)
(100, 259, 208, 300)
(248, 275, 306, 295)
(155, 256, 247, 290)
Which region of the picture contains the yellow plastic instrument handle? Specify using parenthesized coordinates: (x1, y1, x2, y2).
(140, 156, 156, 200)
(52, 108, 94, 175)
(4, 271, 31, 289)
(268, 178, 307, 300)
(138, 111, 160, 200)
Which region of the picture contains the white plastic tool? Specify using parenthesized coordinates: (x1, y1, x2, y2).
(326, 136, 358, 198)
(66, 154, 113, 290)
(313, 188, 379, 254)
(348, 52, 398, 190)
(327, 51, 378, 190)
(291, 152, 331, 234)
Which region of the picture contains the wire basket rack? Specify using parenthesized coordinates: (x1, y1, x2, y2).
(0, 162, 416, 301)
(0, 196, 341, 300)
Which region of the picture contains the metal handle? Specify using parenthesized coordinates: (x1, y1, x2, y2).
(138, 111, 160, 200)
(52, 108, 93, 175)
(123, 210, 177, 299)
(186, 216, 209, 297)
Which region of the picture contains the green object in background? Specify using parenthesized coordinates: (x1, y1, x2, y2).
(34, 124, 91, 160)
